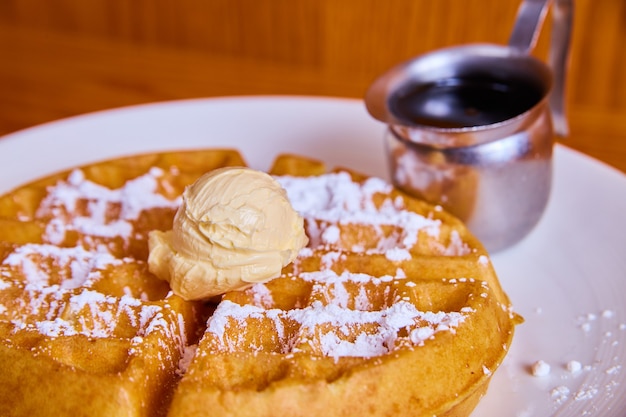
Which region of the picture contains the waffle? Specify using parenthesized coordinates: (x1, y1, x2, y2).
(169, 154, 520, 417)
(0, 150, 245, 417)
(0, 149, 520, 417)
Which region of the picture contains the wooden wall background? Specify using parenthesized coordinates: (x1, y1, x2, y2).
(0, 0, 625, 172)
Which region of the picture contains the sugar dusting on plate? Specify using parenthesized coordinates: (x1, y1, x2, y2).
(525, 306, 624, 412)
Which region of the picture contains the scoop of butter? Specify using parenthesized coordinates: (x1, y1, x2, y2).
(148, 166, 308, 300)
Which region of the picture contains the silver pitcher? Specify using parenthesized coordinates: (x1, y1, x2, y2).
(365, 0, 573, 252)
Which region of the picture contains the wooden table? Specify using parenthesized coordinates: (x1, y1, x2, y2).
(0, 0, 624, 174)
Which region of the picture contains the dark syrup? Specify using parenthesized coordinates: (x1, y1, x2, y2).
(390, 75, 545, 128)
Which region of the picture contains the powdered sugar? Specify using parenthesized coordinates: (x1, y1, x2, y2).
(3, 243, 122, 289)
(525, 306, 625, 411)
(275, 172, 449, 256)
(205, 269, 471, 359)
(385, 248, 412, 261)
(36, 168, 180, 243)
(531, 360, 551, 377)
(247, 283, 275, 309)
(5, 284, 170, 339)
(566, 360, 582, 373)
(551, 385, 570, 404)
(207, 298, 469, 358)
(320, 225, 340, 245)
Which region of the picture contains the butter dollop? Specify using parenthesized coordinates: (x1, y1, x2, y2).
(148, 167, 308, 300)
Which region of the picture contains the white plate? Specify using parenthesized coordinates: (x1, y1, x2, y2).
(1, 96, 625, 416)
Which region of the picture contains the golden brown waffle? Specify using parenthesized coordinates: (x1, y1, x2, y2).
(0, 149, 245, 417)
(169, 154, 520, 417)
(0, 150, 519, 417)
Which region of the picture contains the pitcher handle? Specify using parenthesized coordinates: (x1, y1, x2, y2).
(508, 0, 551, 53)
(549, 0, 573, 137)
(509, 0, 572, 138)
